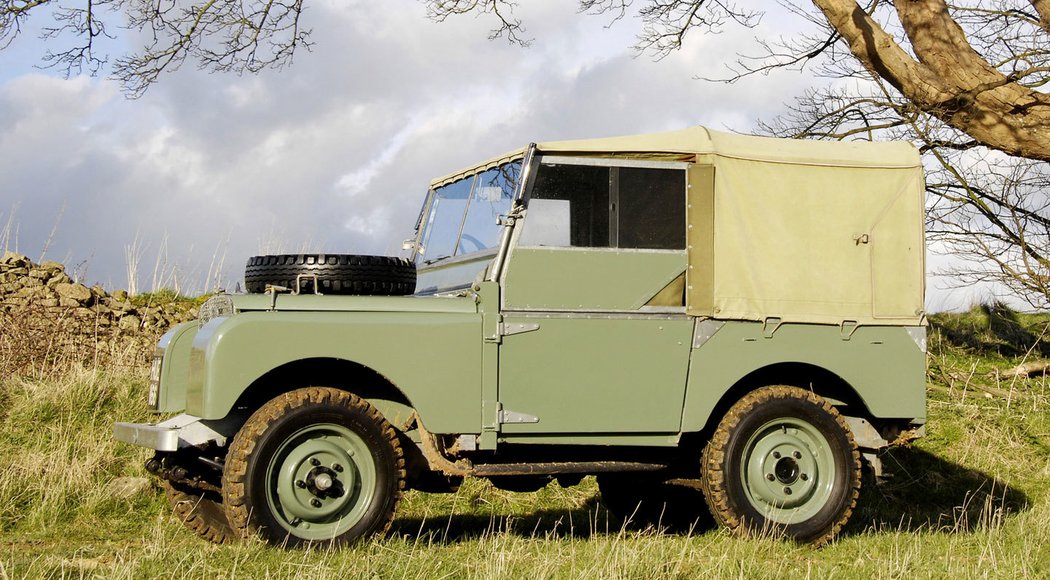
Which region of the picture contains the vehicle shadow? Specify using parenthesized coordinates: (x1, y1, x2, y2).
(389, 500, 613, 543)
(390, 447, 1030, 544)
(844, 446, 1031, 536)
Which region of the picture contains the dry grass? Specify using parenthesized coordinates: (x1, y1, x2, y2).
(0, 308, 1048, 578)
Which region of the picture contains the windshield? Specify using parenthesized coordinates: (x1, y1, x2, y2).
(416, 160, 521, 266)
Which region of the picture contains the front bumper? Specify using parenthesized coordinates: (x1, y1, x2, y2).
(113, 414, 229, 452)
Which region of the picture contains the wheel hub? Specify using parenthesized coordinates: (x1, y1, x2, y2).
(305, 466, 344, 498)
(742, 418, 836, 524)
(774, 456, 800, 485)
(272, 431, 371, 531)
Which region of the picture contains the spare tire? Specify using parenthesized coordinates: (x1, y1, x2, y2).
(244, 254, 416, 296)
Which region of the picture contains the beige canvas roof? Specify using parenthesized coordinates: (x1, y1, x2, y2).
(431, 126, 926, 326)
(431, 126, 921, 187)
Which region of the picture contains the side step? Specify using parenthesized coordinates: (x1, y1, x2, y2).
(472, 461, 667, 477)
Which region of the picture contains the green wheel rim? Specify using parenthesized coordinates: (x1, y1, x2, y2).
(265, 423, 377, 541)
(740, 417, 836, 524)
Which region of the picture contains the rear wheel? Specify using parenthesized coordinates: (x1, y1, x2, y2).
(222, 387, 405, 547)
(701, 385, 860, 546)
(162, 480, 236, 544)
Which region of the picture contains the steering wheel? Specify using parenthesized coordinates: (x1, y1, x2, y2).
(458, 233, 486, 253)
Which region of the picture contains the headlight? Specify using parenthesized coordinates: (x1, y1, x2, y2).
(147, 353, 162, 409)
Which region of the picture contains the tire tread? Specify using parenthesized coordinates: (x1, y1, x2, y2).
(222, 387, 406, 545)
(700, 385, 861, 547)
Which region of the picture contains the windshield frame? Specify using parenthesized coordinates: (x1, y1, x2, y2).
(412, 158, 523, 268)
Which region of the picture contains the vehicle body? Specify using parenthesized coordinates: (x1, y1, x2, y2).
(115, 127, 927, 547)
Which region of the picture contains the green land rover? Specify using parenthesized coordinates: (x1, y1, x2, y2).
(114, 127, 927, 547)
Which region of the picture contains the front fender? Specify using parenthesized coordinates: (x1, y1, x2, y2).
(188, 310, 482, 433)
(155, 321, 199, 413)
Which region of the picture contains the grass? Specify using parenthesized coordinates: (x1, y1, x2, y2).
(1, 306, 1049, 578)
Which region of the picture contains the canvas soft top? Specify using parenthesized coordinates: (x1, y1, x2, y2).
(432, 127, 926, 326)
(430, 126, 920, 187)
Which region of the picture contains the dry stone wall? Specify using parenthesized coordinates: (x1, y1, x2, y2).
(0, 252, 198, 375)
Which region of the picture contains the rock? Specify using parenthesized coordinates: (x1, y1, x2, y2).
(105, 297, 133, 312)
(106, 476, 152, 499)
(39, 260, 64, 272)
(46, 273, 71, 287)
(15, 286, 45, 299)
(0, 251, 28, 266)
(111, 290, 128, 302)
(59, 297, 81, 308)
(55, 282, 93, 304)
(118, 314, 141, 331)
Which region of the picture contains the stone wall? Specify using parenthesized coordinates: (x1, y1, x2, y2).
(0, 252, 198, 375)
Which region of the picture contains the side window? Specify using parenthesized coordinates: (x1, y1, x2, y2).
(618, 167, 687, 249)
(526, 164, 610, 247)
(521, 160, 685, 249)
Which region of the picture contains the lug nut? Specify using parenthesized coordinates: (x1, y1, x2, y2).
(784, 487, 792, 495)
(800, 473, 809, 481)
(766, 473, 775, 481)
(772, 451, 781, 459)
(296, 480, 306, 488)
(333, 464, 343, 472)
(793, 451, 802, 459)
(310, 498, 322, 508)
(310, 458, 321, 466)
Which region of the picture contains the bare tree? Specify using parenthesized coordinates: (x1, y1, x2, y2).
(424, 1, 1050, 306)
(6, 1, 1050, 304)
(1, 0, 311, 97)
(424, 1, 1050, 162)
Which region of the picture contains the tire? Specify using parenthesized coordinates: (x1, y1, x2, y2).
(222, 387, 405, 547)
(598, 474, 714, 532)
(244, 254, 416, 296)
(701, 386, 861, 546)
(162, 480, 237, 544)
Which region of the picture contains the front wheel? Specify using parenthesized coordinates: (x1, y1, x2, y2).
(701, 386, 860, 546)
(222, 387, 405, 547)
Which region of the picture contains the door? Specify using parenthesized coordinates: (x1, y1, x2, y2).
(497, 156, 694, 435)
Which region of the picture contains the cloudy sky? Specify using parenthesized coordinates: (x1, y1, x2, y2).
(0, 0, 978, 307)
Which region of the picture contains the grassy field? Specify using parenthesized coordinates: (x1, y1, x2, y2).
(1, 305, 1049, 578)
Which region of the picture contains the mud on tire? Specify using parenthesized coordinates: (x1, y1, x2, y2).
(700, 385, 861, 547)
(244, 254, 416, 296)
(162, 480, 237, 544)
(222, 387, 405, 548)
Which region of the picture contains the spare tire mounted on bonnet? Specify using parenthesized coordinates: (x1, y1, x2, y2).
(244, 254, 416, 296)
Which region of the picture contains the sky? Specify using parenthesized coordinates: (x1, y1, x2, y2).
(0, 0, 988, 308)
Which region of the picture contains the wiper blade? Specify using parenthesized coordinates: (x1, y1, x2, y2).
(423, 255, 452, 265)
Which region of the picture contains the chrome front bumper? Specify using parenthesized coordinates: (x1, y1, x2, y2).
(113, 414, 229, 452)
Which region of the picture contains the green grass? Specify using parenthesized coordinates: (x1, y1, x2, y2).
(1, 308, 1049, 578)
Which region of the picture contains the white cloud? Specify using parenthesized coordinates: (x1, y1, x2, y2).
(0, 1, 876, 297)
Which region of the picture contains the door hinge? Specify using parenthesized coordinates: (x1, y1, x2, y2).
(499, 322, 540, 337)
(498, 408, 540, 424)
